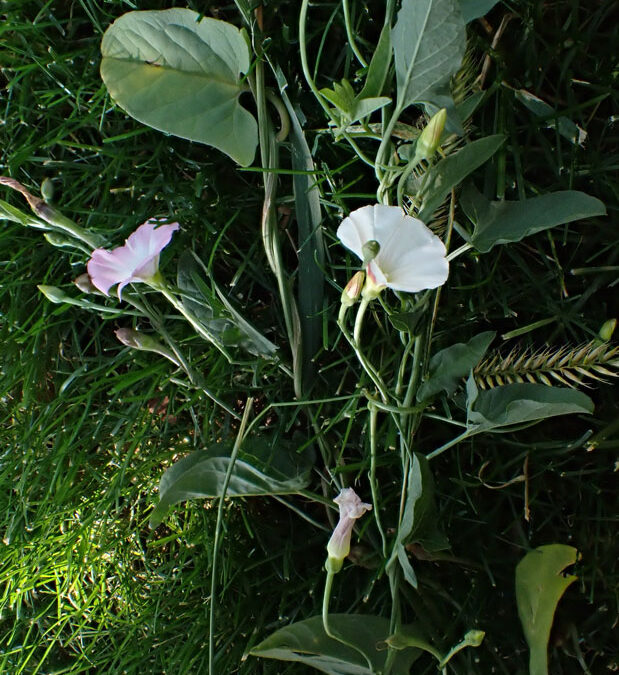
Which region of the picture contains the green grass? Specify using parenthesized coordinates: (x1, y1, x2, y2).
(1, 0, 617, 673)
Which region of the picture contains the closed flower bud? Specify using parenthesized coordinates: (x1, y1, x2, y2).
(115, 328, 180, 366)
(40, 178, 55, 203)
(416, 108, 447, 161)
(599, 318, 616, 342)
(115, 328, 163, 352)
(341, 271, 365, 307)
(74, 273, 98, 294)
(44, 231, 76, 249)
(38, 285, 69, 304)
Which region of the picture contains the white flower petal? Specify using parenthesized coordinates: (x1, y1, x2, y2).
(336, 205, 377, 260)
(337, 204, 449, 294)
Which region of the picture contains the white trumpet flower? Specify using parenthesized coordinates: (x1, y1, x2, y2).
(337, 205, 449, 297)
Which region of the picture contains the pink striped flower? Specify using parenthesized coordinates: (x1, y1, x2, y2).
(87, 219, 179, 299)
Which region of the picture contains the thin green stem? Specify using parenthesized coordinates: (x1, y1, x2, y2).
(265, 89, 291, 142)
(322, 569, 374, 670)
(396, 153, 422, 209)
(366, 398, 423, 416)
(426, 430, 473, 461)
(299, 0, 377, 169)
(251, 59, 303, 397)
(447, 242, 473, 261)
(353, 296, 371, 345)
(338, 305, 390, 404)
(299, 0, 338, 119)
(209, 398, 254, 673)
(375, 101, 404, 194)
(341, 0, 367, 67)
(127, 294, 239, 419)
(368, 405, 388, 557)
(322, 569, 336, 638)
(395, 337, 415, 398)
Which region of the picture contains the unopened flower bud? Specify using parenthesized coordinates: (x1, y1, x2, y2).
(362, 239, 380, 265)
(74, 273, 98, 294)
(416, 108, 447, 161)
(40, 177, 55, 203)
(341, 271, 365, 307)
(599, 318, 616, 342)
(38, 285, 69, 304)
(462, 630, 485, 648)
(116, 328, 162, 351)
(115, 328, 180, 366)
(44, 231, 76, 249)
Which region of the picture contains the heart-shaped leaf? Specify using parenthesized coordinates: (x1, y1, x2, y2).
(100, 9, 257, 166)
(466, 378, 594, 432)
(392, 0, 466, 132)
(250, 614, 421, 674)
(461, 184, 606, 253)
(150, 437, 313, 527)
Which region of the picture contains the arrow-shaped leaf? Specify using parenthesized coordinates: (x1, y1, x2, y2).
(100, 9, 258, 166)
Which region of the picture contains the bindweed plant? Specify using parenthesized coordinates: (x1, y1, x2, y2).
(1, 1, 615, 673)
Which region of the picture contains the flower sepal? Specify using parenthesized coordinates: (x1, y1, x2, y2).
(361, 265, 386, 301)
(325, 556, 344, 575)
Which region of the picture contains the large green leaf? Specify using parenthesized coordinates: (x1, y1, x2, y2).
(250, 614, 420, 675)
(417, 331, 495, 401)
(150, 437, 313, 527)
(392, 0, 466, 131)
(417, 136, 505, 221)
(459, 0, 500, 22)
(461, 184, 606, 253)
(100, 9, 257, 166)
(466, 377, 594, 433)
(516, 545, 578, 675)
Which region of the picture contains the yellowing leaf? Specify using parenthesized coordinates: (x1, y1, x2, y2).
(516, 544, 578, 675)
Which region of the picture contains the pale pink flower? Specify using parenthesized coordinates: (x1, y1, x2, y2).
(87, 219, 179, 299)
(326, 488, 372, 572)
(337, 205, 448, 296)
